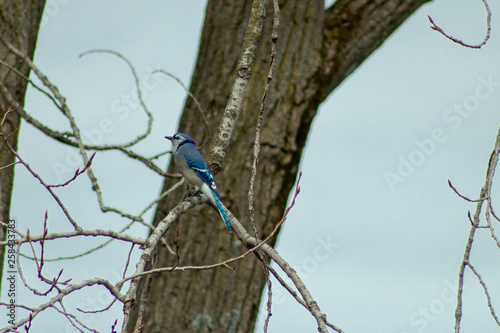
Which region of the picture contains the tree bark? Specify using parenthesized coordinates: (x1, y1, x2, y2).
(128, 0, 430, 332)
(0, 0, 45, 291)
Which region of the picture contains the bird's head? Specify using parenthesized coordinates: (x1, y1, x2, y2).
(165, 133, 196, 152)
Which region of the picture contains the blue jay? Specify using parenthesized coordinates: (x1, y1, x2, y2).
(165, 133, 231, 232)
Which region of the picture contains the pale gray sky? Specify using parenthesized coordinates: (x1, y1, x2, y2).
(2, 1, 500, 332)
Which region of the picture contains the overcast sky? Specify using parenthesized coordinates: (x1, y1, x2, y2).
(2, 1, 500, 332)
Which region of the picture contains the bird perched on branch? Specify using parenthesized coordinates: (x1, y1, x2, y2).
(165, 133, 231, 232)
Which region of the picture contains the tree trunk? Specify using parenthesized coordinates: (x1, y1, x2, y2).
(128, 0, 430, 332)
(0, 0, 45, 291)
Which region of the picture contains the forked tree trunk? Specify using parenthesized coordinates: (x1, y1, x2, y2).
(128, 0, 430, 332)
(0, 0, 45, 291)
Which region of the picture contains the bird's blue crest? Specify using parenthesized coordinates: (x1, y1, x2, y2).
(174, 133, 195, 144)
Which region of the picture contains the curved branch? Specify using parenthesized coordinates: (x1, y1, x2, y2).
(79, 49, 154, 148)
(428, 0, 491, 49)
(0, 37, 176, 178)
(152, 69, 211, 148)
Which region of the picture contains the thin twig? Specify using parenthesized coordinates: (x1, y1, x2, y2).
(248, 0, 280, 241)
(48, 152, 96, 188)
(0, 160, 20, 170)
(0, 110, 81, 231)
(55, 301, 98, 333)
(0, 228, 146, 247)
(134, 248, 158, 332)
(448, 180, 488, 203)
(17, 185, 181, 261)
(485, 202, 500, 249)
(260, 2, 280, 331)
(171, 226, 181, 270)
(454, 125, 500, 333)
(428, 0, 491, 49)
(0, 277, 125, 333)
(152, 69, 211, 148)
(79, 49, 154, 148)
(465, 260, 500, 327)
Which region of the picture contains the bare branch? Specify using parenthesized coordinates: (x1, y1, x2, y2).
(1, 277, 124, 333)
(152, 69, 211, 148)
(55, 301, 100, 333)
(448, 179, 488, 203)
(119, 190, 294, 283)
(428, 0, 491, 49)
(485, 203, 500, 249)
(134, 248, 158, 332)
(246, 2, 280, 330)
(0, 228, 145, 247)
(465, 260, 500, 327)
(454, 125, 500, 332)
(0, 110, 81, 231)
(248, 0, 280, 240)
(0, 160, 20, 170)
(0, 36, 176, 179)
(79, 49, 154, 148)
(48, 152, 96, 188)
(16, 180, 181, 262)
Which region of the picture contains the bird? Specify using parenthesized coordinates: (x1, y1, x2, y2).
(165, 133, 231, 232)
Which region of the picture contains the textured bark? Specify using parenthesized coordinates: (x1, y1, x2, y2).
(0, 0, 45, 291)
(128, 0, 430, 332)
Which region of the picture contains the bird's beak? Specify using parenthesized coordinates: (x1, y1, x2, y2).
(165, 136, 173, 141)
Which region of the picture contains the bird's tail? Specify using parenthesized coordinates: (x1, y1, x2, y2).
(201, 183, 232, 233)
(214, 195, 231, 233)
